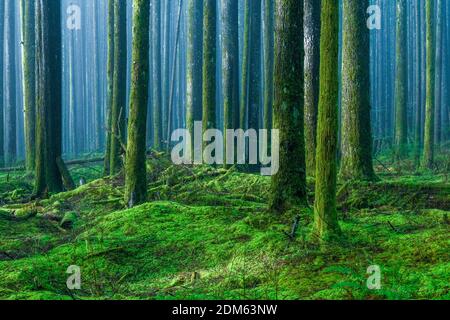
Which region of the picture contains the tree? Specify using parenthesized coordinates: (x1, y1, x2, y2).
(152, 0, 162, 149)
(340, 0, 375, 181)
(22, 0, 36, 171)
(394, 0, 408, 159)
(34, 0, 63, 195)
(314, 0, 340, 241)
(186, 0, 203, 157)
(0, 0, 4, 168)
(5, 0, 17, 165)
(263, 0, 274, 133)
(125, 0, 150, 206)
(222, 0, 240, 162)
(109, 0, 127, 174)
(434, 0, 443, 149)
(104, 0, 115, 175)
(423, 0, 435, 169)
(269, 0, 307, 213)
(304, 0, 320, 176)
(202, 0, 217, 133)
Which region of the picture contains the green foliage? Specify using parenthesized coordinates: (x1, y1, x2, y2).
(0, 157, 448, 300)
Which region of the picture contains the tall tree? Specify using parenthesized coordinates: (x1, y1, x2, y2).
(202, 0, 217, 133)
(104, 0, 115, 175)
(394, 0, 408, 159)
(222, 0, 240, 162)
(269, 0, 307, 212)
(5, 0, 17, 165)
(263, 0, 274, 133)
(314, 0, 340, 241)
(0, 0, 4, 168)
(125, 0, 150, 206)
(34, 0, 63, 195)
(22, 0, 36, 171)
(423, 0, 435, 168)
(414, 0, 423, 167)
(340, 0, 375, 180)
(304, 0, 321, 176)
(152, 0, 162, 149)
(186, 0, 203, 157)
(109, 0, 127, 174)
(434, 0, 443, 149)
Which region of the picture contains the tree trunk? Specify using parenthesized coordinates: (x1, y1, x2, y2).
(314, 0, 341, 241)
(395, 0, 408, 159)
(304, 0, 320, 176)
(5, 0, 17, 165)
(0, 1, 5, 167)
(263, 0, 274, 133)
(423, 0, 435, 169)
(22, 0, 36, 172)
(125, 0, 150, 206)
(269, 0, 307, 213)
(222, 0, 240, 164)
(340, 0, 375, 181)
(152, 0, 163, 149)
(34, 0, 63, 196)
(186, 0, 203, 157)
(202, 0, 217, 133)
(109, 0, 127, 174)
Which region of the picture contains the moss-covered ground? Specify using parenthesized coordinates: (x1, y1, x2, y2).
(0, 154, 448, 300)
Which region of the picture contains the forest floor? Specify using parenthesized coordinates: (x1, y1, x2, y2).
(0, 152, 449, 300)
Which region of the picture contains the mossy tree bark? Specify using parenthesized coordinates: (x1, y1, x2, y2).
(109, 0, 127, 174)
(34, 0, 63, 196)
(125, 0, 150, 206)
(202, 0, 217, 132)
(186, 0, 203, 156)
(263, 0, 274, 132)
(434, 0, 443, 149)
(222, 0, 240, 163)
(152, 0, 162, 150)
(269, 0, 307, 213)
(0, 1, 4, 167)
(22, 0, 36, 172)
(304, 0, 320, 177)
(423, 0, 435, 169)
(313, 0, 341, 241)
(340, 0, 375, 181)
(5, 0, 17, 166)
(104, 0, 115, 176)
(394, 0, 408, 159)
(240, 0, 250, 129)
(414, 0, 422, 167)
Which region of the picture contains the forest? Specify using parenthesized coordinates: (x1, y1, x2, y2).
(0, 0, 448, 301)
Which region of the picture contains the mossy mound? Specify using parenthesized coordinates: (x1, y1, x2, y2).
(0, 158, 448, 300)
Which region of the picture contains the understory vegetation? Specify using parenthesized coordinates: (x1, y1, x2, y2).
(0, 152, 448, 300)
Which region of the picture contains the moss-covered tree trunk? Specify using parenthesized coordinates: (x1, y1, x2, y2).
(394, 0, 408, 159)
(269, 0, 307, 213)
(125, 0, 150, 206)
(414, 0, 422, 167)
(340, 0, 375, 181)
(104, 0, 115, 175)
(263, 0, 274, 132)
(22, 0, 36, 172)
(434, 0, 443, 149)
(304, 0, 320, 177)
(202, 0, 217, 132)
(222, 0, 239, 162)
(152, 0, 162, 149)
(313, 0, 340, 241)
(186, 0, 203, 156)
(34, 0, 63, 196)
(423, 0, 435, 169)
(5, 0, 17, 165)
(240, 0, 250, 129)
(0, 1, 4, 167)
(109, 0, 127, 174)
